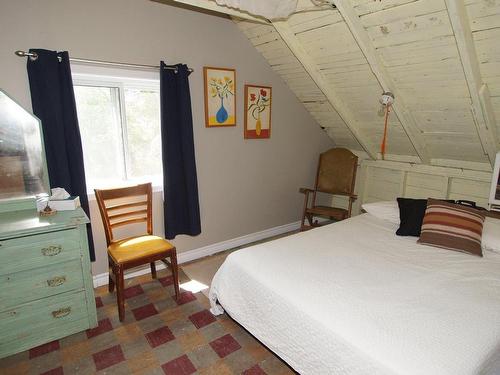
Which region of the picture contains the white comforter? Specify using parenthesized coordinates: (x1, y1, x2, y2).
(209, 214, 500, 375)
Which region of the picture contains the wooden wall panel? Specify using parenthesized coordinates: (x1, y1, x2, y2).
(355, 159, 492, 215)
(449, 178, 490, 207)
(364, 166, 404, 203)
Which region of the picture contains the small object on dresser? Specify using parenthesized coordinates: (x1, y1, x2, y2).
(39, 202, 56, 217)
(36, 196, 80, 212)
(49, 195, 81, 211)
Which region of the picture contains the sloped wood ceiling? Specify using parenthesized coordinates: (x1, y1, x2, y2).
(171, 0, 500, 169)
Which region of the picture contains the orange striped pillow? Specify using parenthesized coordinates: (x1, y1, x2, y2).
(417, 199, 485, 256)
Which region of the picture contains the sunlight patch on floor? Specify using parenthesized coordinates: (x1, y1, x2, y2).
(180, 279, 209, 293)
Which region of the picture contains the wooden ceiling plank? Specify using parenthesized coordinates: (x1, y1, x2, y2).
(444, 0, 498, 167)
(272, 20, 378, 159)
(334, 0, 430, 164)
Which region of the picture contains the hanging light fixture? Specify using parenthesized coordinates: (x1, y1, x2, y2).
(379, 91, 394, 160)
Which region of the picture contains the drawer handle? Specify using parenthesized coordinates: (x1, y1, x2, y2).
(47, 276, 67, 287)
(52, 307, 71, 319)
(41, 245, 62, 256)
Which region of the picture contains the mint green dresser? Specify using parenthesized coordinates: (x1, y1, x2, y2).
(0, 207, 97, 358)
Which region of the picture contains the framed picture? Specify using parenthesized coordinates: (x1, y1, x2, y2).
(203, 67, 236, 127)
(244, 85, 272, 139)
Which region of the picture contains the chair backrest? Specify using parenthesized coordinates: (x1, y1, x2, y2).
(315, 148, 358, 195)
(94, 183, 153, 246)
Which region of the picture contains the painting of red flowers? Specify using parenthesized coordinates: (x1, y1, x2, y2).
(244, 84, 272, 139)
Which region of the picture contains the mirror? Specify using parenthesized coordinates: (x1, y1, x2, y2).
(0, 89, 48, 201)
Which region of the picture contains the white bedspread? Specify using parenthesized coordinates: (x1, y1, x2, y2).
(209, 214, 500, 375)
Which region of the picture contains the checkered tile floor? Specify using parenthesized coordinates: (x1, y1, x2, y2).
(0, 269, 295, 375)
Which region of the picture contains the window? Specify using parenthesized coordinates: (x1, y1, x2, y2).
(73, 72, 162, 191)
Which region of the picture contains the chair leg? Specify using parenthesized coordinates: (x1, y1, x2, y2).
(108, 272, 115, 293)
(115, 265, 125, 322)
(170, 249, 180, 300)
(306, 213, 314, 227)
(150, 262, 157, 279)
(300, 192, 310, 231)
(108, 258, 115, 293)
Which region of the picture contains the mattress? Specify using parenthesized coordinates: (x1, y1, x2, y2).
(209, 214, 500, 375)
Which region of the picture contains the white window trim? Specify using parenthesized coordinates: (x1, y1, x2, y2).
(72, 64, 163, 196)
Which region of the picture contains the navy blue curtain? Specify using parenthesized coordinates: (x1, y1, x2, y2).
(160, 62, 201, 239)
(27, 49, 95, 261)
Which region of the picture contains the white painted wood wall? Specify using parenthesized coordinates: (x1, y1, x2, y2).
(336, 159, 493, 215)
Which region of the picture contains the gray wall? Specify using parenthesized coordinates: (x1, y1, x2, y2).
(0, 0, 334, 275)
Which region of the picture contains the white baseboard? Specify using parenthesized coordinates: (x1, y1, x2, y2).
(92, 220, 300, 288)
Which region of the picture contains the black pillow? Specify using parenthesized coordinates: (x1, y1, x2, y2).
(396, 198, 428, 237)
(396, 198, 455, 237)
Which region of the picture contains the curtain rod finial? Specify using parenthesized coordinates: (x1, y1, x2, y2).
(14, 50, 38, 61)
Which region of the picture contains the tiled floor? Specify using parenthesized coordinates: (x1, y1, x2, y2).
(0, 269, 295, 375)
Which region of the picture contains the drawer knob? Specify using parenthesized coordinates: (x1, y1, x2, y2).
(41, 245, 62, 256)
(51, 306, 71, 319)
(47, 276, 67, 287)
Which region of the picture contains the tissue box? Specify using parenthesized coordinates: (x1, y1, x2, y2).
(41, 196, 81, 211)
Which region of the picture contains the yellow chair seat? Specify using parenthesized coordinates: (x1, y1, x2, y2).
(108, 235, 174, 264)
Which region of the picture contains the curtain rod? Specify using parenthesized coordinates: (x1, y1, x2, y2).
(14, 50, 193, 73)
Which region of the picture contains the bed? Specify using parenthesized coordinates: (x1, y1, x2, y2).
(209, 213, 500, 375)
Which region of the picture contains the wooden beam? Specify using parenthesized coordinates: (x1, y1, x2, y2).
(169, 0, 269, 23)
(444, 0, 498, 167)
(272, 21, 378, 159)
(334, 0, 430, 164)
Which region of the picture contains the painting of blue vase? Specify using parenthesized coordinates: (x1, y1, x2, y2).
(216, 98, 228, 123)
(204, 67, 236, 127)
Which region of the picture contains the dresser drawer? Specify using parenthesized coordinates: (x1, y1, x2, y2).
(0, 228, 81, 275)
(0, 260, 85, 310)
(0, 290, 88, 346)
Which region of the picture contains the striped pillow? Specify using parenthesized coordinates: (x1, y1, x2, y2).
(417, 198, 485, 256)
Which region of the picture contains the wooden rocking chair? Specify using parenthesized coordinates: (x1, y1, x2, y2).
(300, 148, 358, 231)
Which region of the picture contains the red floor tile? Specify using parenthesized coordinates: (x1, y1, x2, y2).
(145, 326, 175, 348)
(132, 303, 158, 321)
(243, 364, 267, 375)
(40, 366, 64, 375)
(86, 318, 113, 339)
(189, 309, 216, 329)
(123, 284, 144, 299)
(95, 296, 103, 308)
(161, 354, 196, 375)
(209, 334, 242, 358)
(93, 345, 125, 371)
(29, 340, 60, 359)
(175, 292, 196, 305)
(159, 275, 174, 287)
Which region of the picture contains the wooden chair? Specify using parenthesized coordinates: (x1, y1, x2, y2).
(300, 148, 358, 231)
(94, 183, 179, 322)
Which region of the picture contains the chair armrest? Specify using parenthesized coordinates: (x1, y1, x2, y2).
(299, 188, 314, 195)
(349, 194, 358, 201)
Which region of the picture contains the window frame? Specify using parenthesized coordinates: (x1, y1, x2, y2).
(72, 70, 162, 195)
